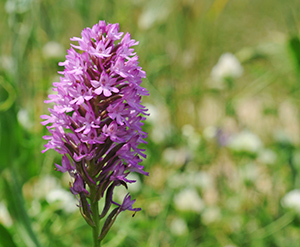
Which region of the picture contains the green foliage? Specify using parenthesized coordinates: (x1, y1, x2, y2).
(0, 224, 17, 247)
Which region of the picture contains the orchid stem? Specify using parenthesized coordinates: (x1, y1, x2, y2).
(90, 185, 101, 247)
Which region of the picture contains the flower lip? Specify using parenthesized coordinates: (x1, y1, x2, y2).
(91, 71, 119, 97)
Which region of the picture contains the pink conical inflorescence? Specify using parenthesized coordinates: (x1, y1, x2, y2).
(41, 21, 148, 227)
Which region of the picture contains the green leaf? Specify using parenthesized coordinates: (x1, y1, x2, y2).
(98, 207, 119, 241)
(2, 170, 41, 247)
(289, 36, 300, 73)
(0, 77, 16, 112)
(99, 182, 114, 219)
(79, 193, 95, 227)
(0, 224, 18, 247)
(0, 107, 19, 173)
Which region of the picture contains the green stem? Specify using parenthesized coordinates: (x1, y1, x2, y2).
(250, 212, 295, 240)
(90, 185, 101, 247)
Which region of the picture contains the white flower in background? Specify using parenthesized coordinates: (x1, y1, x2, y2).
(113, 185, 128, 203)
(211, 53, 243, 82)
(46, 188, 78, 213)
(226, 196, 242, 211)
(138, 1, 170, 30)
(5, 0, 32, 14)
(273, 130, 292, 145)
(0, 202, 12, 227)
(174, 188, 204, 213)
(147, 201, 163, 217)
(202, 207, 221, 225)
(257, 149, 277, 165)
(28, 200, 41, 217)
(0, 55, 14, 72)
(188, 171, 213, 190)
(146, 103, 158, 124)
(43, 41, 65, 59)
(112, 174, 141, 203)
(281, 189, 300, 213)
(170, 217, 188, 236)
(167, 173, 186, 189)
(203, 126, 218, 140)
(126, 173, 142, 193)
(162, 147, 189, 167)
(17, 108, 33, 130)
(182, 124, 201, 149)
(239, 163, 258, 182)
(145, 103, 171, 144)
(24, 175, 78, 214)
(181, 124, 195, 138)
(168, 170, 213, 190)
(29, 175, 60, 199)
(228, 130, 263, 153)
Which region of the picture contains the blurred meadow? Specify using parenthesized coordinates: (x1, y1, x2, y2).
(1, 0, 300, 246)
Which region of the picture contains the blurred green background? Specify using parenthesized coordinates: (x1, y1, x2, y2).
(1, 0, 300, 246)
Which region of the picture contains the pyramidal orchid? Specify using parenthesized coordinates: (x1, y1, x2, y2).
(41, 20, 148, 247)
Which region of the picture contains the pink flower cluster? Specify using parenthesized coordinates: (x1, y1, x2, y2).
(41, 21, 148, 219)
